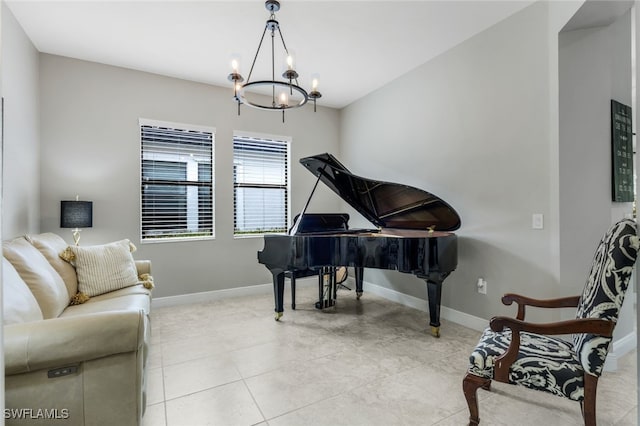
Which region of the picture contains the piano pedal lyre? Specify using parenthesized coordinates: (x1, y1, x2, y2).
(315, 266, 338, 310)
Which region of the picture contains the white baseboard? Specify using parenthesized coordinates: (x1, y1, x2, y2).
(152, 283, 272, 309)
(151, 277, 319, 309)
(604, 330, 636, 371)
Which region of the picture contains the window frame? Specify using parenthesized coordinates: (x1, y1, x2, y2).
(139, 118, 216, 244)
(232, 131, 291, 238)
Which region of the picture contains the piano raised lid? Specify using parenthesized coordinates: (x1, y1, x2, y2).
(257, 153, 461, 336)
(298, 153, 461, 232)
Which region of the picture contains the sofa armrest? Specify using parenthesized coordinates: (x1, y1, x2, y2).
(5, 310, 146, 375)
(135, 260, 152, 276)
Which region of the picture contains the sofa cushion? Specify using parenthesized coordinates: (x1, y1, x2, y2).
(26, 233, 78, 298)
(67, 239, 139, 297)
(3, 258, 44, 324)
(60, 285, 152, 318)
(4, 238, 70, 319)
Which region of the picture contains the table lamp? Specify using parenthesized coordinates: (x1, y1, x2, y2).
(60, 196, 93, 245)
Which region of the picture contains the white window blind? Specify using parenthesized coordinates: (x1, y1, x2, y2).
(233, 135, 289, 236)
(140, 120, 214, 241)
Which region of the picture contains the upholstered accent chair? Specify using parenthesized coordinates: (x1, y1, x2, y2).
(463, 218, 639, 426)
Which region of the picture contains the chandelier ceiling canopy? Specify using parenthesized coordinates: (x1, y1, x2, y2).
(228, 0, 321, 122)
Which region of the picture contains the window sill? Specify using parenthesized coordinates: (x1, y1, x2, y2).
(234, 233, 287, 239)
(141, 236, 215, 244)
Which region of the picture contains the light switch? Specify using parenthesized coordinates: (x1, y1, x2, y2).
(532, 213, 544, 230)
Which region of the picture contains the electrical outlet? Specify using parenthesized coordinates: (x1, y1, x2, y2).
(477, 278, 487, 295)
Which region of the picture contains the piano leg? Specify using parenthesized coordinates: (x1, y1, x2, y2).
(354, 266, 364, 299)
(272, 270, 285, 321)
(425, 279, 443, 338)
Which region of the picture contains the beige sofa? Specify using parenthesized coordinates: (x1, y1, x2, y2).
(3, 233, 153, 426)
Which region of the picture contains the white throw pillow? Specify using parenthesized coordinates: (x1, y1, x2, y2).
(69, 239, 139, 297)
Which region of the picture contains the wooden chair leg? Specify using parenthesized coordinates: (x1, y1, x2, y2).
(581, 373, 598, 426)
(463, 373, 491, 425)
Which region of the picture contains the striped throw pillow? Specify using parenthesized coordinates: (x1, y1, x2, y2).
(69, 239, 139, 297)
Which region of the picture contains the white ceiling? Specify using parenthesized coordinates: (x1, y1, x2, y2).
(6, 0, 535, 109)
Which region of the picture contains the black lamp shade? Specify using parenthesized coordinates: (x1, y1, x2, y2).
(60, 201, 93, 228)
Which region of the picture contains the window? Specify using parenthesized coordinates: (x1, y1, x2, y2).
(233, 133, 290, 236)
(140, 119, 215, 242)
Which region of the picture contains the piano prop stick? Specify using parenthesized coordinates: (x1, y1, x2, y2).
(257, 153, 461, 337)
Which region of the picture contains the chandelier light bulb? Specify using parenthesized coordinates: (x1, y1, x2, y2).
(286, 54, 294, 70)
(280, 92, 289, 106)
(227, 54, 244, 101)
(308, 73, 322, 112)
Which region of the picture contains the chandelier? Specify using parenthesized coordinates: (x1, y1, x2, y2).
(227, 0, 321, 122)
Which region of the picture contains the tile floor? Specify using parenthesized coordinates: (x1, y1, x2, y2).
(143, 284, 637, 426)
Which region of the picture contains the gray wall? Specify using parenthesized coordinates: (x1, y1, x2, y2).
(559, 9, 635, 335)
(1, 3, 39, 238)
(340, 1, 586, 322)
(38, 55, 341, 298)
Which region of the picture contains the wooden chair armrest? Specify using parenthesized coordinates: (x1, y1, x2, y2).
(490, 316, 614, 336)
(502, 293, 581, 320)
(489, 316, 614, 383)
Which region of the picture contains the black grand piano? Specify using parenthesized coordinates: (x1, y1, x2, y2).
(257, 153, 461, 337)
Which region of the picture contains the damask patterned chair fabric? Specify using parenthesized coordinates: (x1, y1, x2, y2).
(468, 329, 584, 400)
(463, 218, 639, 425)
(573, 219, 638, 376)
